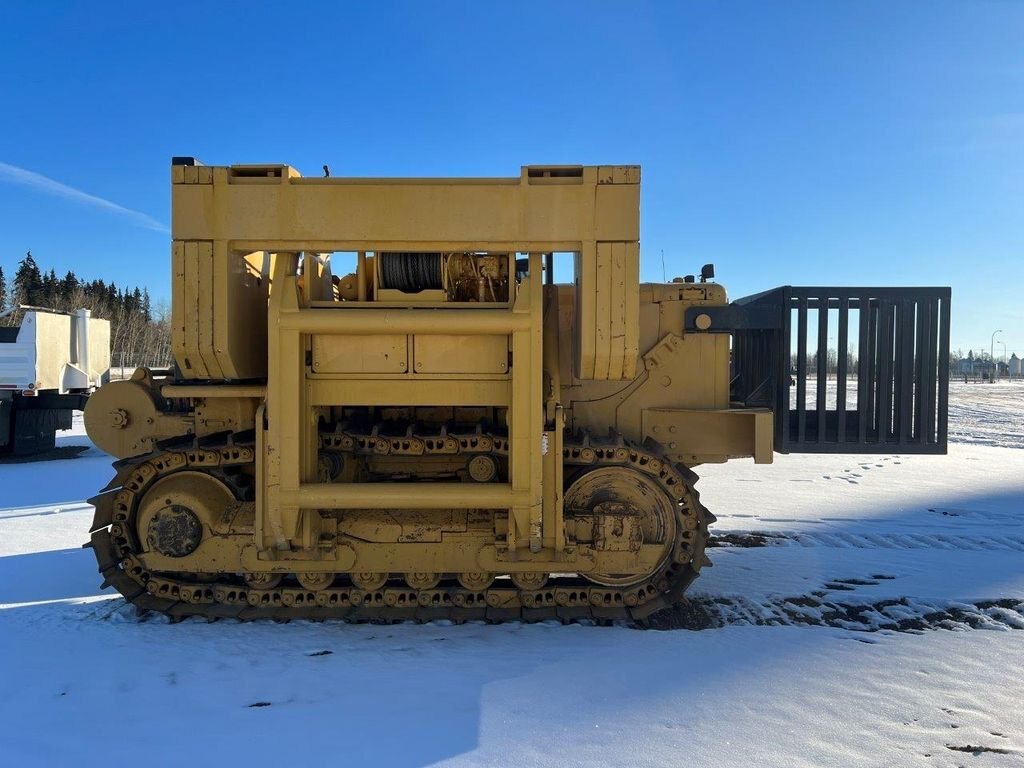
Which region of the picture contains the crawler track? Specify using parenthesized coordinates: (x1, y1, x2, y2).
(85, 432, 714, 625)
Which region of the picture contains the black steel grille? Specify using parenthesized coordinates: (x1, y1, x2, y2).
(725, 287, 951, 454)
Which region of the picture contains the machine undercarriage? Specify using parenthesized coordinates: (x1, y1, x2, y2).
(89, 423, 713, 623)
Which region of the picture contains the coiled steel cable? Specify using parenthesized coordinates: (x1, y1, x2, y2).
(379, 252, 443, 292)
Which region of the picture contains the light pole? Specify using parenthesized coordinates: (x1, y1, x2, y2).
(991, 330, 1003, 382)
(1000, 341, 1007, 371)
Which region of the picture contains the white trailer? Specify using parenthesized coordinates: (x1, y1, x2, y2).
(0, 308, 111, 454)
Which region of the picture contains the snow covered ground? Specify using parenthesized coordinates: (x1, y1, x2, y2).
(0, 384, 1021, 767)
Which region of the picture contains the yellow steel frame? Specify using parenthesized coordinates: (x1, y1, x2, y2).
(172, 163, 640, 382)
(262, 254, 544, 555)
(173, 163, 640, 560)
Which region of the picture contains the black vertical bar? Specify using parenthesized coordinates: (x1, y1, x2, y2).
(897, 300, 915, 445)
(921, 301, 937, 444)
(796, 295, 808, 443)
(865, 299, 878, 440)
(753, 332, 760, 399)
(836, 295, 849, 443)
(732, 333, 741, 397)
(912, 300, 925, 442)
(937, 292, 951, 447)
(816, 296, 828, 442)
(877, 301, 894, 442)
(892, 301, 904, 441)
(857, 296, 870, 444)
(755, 332, 763, 401)
(925, 299, 937, 444)
(544, 252, 554, 286)
(778, 290, 792, 451)
(741, 330, 749, 396)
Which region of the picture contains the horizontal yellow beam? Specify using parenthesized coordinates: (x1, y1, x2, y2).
(286, 482, 527, 509)
(162, 384, 266, 399)
(234, 241, 584, 254)
(280, 308, 530, 335)
(308, 378, 510, 407)
(642, 407, 775, 465)
(173, 167, 639, 244)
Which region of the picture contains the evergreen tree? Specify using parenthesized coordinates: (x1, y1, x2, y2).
(141, 287, 152, 322)
(13, 250, 43, 306)
(0, 265, 7, 315)
(60, 270, 79, 306)
(42, 269, 59, 307)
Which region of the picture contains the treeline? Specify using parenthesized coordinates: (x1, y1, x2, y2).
(790, 349, 857, 375)
(790, 349, 1005, 378)
(0, 251, 172, 369)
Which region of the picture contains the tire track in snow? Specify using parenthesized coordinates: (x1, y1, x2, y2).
(710, 531, 1024, 552)
(648, 595, 1024, 633)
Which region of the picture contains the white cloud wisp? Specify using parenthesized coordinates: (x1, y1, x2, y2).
(0, 161, 169, 234)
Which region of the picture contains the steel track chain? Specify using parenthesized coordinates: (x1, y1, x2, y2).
(86, 429, 713, 625)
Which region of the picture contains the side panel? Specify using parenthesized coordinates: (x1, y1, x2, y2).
(86, 317, 111, 384)
(414, 335, 509, 374)
(213, 243, 268, 380)
(0, 321, 36, 390)
(312, 334, 408, 373)
(173, 241, 268, 380)
(24, 313, 72, 392)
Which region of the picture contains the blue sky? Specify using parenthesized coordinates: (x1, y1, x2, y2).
(0, 2, 1020, 355)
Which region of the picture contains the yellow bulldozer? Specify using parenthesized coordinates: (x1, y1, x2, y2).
(84, 160, 951, 623)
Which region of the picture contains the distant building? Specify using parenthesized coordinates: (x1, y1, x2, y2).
(959, 352, 1003, 379)
(960, 355, 995, 376)
(1011, 353, 1021, 377)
